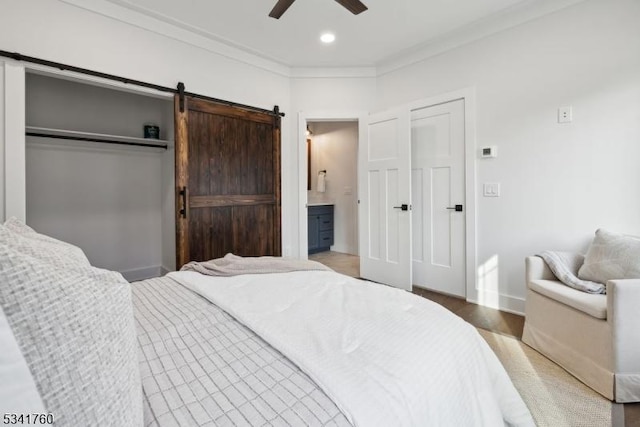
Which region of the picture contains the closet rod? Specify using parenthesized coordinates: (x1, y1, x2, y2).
(26, 131, 168, 150)
(0, 50, 285, 118)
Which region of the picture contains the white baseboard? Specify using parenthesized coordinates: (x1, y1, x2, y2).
(121, 265, 163, 282)
(468, 290, 525, 316)
(328, 246, 359, 256)
(161, 265, 174, 276)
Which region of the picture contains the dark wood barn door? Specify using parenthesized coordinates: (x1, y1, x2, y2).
(175, 96, 281, 268)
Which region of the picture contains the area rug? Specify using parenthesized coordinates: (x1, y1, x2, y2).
(478, 329, 612, 427)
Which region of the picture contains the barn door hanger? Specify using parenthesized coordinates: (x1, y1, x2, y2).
(273, 105, 281, 129)
(177, 82, 186, 113)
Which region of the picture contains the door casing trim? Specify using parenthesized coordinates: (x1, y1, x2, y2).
(297, 111, 367, 260)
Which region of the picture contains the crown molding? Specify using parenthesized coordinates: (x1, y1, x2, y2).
(376, 0, 588, 76)
(290, 67, 377, 79)
(59, 0, 588, 80)
(58, 0, 292, 77)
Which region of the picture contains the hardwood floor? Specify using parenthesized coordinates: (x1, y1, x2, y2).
(411, 286, 525, 338)
(311, 250, 639, 426)
(309, 251, 360, 278)
(310, 251, 524, 338)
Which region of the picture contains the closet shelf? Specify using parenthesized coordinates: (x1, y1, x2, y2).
(25, 126, 171, 150)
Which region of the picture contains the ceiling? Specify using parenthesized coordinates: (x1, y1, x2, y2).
(102, 0, 570, 68)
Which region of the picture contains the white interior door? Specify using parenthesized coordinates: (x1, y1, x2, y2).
(411, 99, 466, 297)
(359, 108, 411, 290)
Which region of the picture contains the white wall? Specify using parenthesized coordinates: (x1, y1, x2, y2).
(0, 0, 293, 258)
(376, 0, 640, 311)
(308, 121, 359, 255)
(290, 77, 375, 257)
(290, 77, 376, 113)
(25, 74, 173, 279)
(0, 1, 289, 111)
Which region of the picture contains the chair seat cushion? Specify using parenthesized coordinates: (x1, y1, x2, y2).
(529, 279, 607, 319)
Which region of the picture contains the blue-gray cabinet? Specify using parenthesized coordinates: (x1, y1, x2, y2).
(308, 205, 334, 254)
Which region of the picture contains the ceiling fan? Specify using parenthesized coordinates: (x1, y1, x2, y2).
(269, 0, 368, 19)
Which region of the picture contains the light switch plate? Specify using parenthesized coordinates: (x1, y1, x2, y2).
(483, 183, 500, 197)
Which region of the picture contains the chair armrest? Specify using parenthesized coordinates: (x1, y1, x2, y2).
(525, 256, 556, 283)
(608, 279, 640, 373)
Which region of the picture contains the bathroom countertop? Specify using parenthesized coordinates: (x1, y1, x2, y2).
(307, 202, 334, 207)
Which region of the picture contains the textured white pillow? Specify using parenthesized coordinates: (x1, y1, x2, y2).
(1, 225, 126, 285)
(578, 229, 640, 284)
(2, 218, 90, 267)
(0, 243, 142, 427)
(3, 217, 40, 235)
(0, 305, 46, 416)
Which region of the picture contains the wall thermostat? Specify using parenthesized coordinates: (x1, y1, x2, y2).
(481, 146, 498, 158)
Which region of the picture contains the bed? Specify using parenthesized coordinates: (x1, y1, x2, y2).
(0, 219, 534, 427)
(133, 276, 351, 427)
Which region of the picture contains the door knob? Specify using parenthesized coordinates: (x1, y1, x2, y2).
(393, 204, 409, 211)
(446, 204, 463, 212)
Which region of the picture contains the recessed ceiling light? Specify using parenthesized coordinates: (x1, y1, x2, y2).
(320, 33, 336, 44)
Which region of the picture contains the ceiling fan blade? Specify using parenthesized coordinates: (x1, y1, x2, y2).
(269, 0, 296, 19)
(334, 0, 368, 15)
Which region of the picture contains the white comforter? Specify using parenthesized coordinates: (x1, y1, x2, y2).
(168, 270, 533, 427)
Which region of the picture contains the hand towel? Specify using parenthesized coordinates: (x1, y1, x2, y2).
(317, 171, 326, 193)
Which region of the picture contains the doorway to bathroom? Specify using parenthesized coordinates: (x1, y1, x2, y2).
(304, 120, 360, 276)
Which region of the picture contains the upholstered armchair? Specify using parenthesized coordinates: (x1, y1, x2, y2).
(522, 255, 640, 402)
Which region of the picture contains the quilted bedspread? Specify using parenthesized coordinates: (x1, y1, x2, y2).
(169, 270, 534, 427)
(132, 277, 351, 426)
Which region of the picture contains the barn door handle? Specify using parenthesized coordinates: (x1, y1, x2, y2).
(446, 204, 463, 212)
(179, 186, 187, 218)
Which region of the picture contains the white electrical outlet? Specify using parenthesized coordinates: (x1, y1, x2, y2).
(558, 106, 572, 123)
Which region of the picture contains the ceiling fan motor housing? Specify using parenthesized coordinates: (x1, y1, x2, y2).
(269, 0, 368, 19)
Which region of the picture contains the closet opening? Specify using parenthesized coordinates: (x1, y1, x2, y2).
(24, 71, 176, 281)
